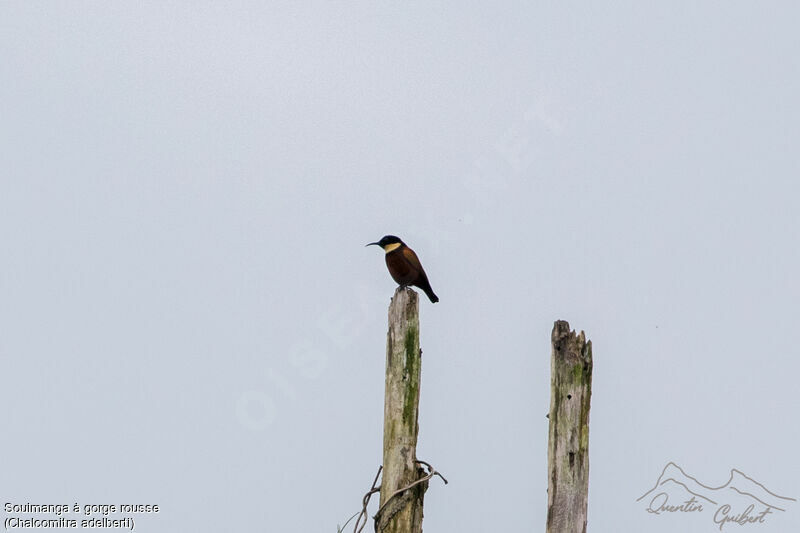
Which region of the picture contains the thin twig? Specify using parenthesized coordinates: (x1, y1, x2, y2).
(337, 512, 359, 533)
(352, 460, 447, 533)
(374, 460, 447, 520)
(353, 466, 382, 533)
(416, 460, 448, 484)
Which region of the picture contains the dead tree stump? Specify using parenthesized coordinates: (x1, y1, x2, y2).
(375, 287, 427, 533)
(546, 320, 593, 533)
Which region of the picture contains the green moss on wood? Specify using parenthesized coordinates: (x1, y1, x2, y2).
(402, 326, 419, 426)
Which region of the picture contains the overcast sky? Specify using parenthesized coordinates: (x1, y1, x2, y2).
(2, 2, 798, 532)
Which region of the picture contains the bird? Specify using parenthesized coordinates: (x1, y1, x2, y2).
(366, 235, 439, 303)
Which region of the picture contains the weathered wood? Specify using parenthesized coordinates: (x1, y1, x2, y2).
(546, 320, 593, 533)
(375, 287, 427, 533)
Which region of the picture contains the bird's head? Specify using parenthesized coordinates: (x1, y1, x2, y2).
(366, 235, 404, 252)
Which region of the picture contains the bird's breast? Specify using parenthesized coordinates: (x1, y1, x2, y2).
(385, 249, 416, 284)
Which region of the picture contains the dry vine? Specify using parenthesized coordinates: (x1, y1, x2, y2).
(352, 460, 447, 533)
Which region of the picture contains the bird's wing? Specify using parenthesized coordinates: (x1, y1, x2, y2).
(401, 247, 426, 277)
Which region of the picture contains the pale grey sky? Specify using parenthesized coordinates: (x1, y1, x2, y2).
(1, 2, 798, 532)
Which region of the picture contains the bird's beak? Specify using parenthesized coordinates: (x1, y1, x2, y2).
(366, 241, 381, 247)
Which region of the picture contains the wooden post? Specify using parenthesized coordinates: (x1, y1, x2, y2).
(546, 320, 593, 533)
(375, 287, 427, 533)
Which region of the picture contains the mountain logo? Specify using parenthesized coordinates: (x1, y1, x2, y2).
(637, 462, 796, 530)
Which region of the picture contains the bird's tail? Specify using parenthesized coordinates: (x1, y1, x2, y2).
(420, 283, 439, 303)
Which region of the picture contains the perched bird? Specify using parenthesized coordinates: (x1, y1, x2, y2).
(366, 235, 439, 303)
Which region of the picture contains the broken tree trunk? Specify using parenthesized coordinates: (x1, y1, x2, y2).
(546, 320, 593, 533)
(375, 287, 427, 533)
